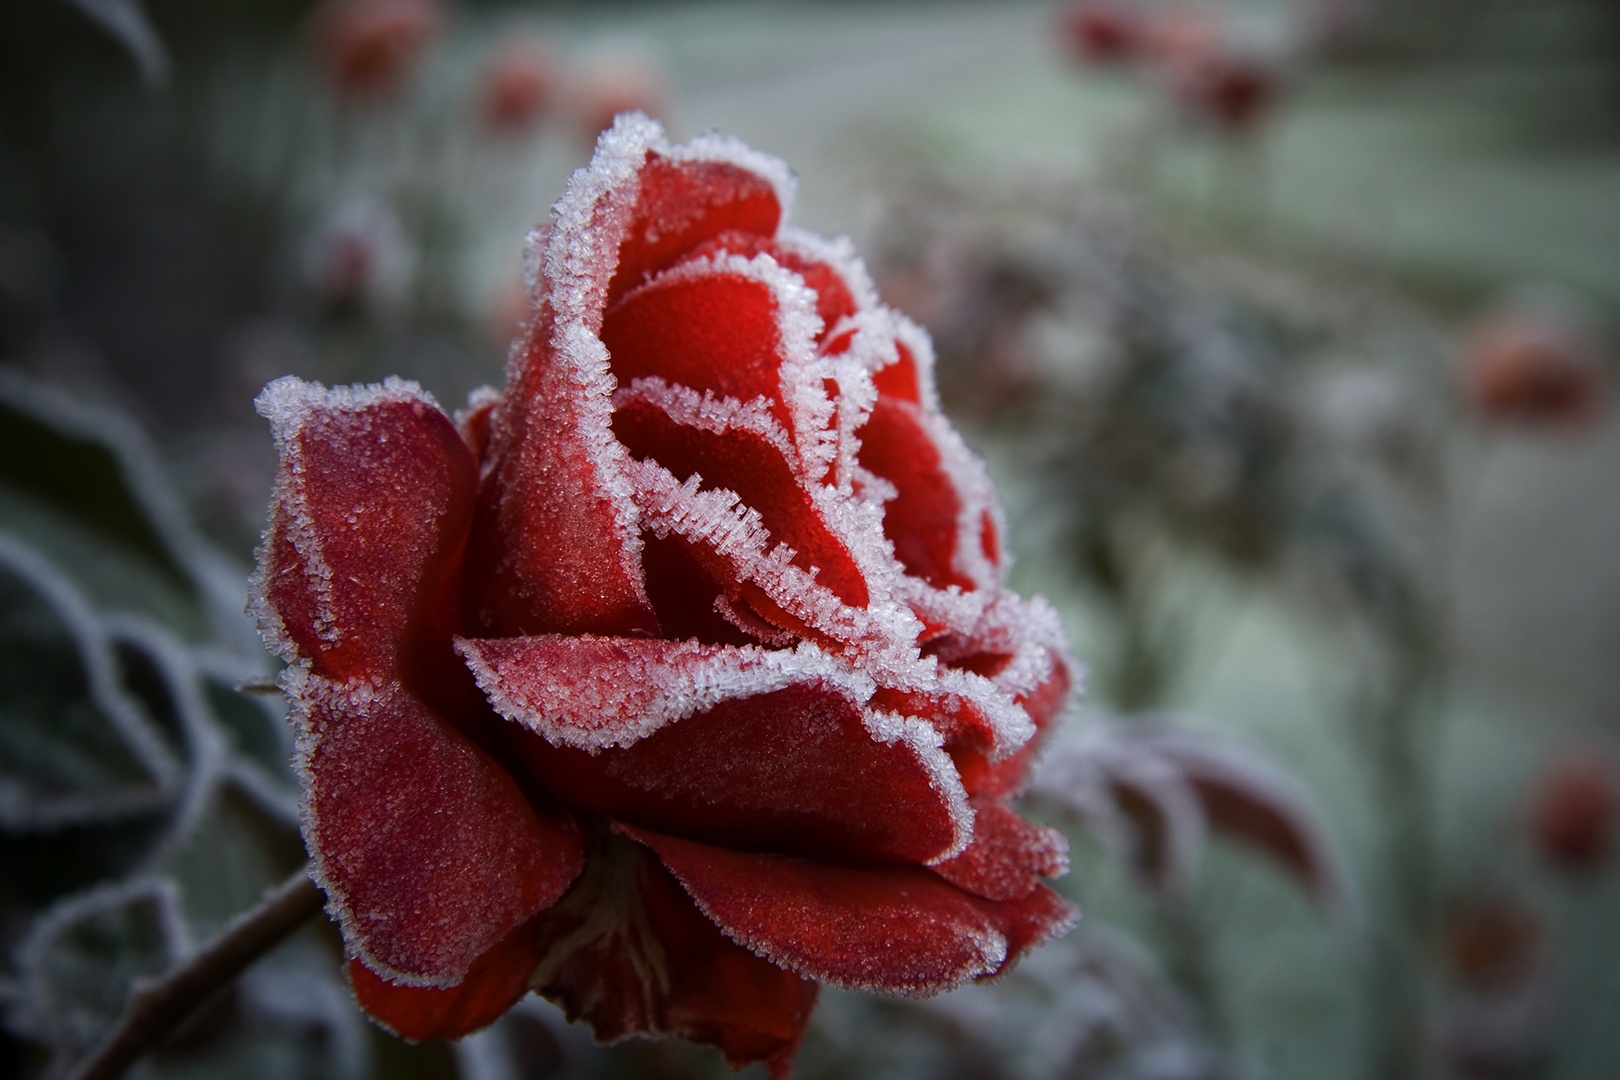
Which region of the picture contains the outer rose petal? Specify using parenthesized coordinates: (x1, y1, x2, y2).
(348, 921, 546, 1041)
(931, 799, 1070, 903)
(252, 376, 476, 681)
(531, 832, 816, 1076)
(460, 634, 970, 863)
(288, 667, 583, 986)
(624, 826, 1078, 997)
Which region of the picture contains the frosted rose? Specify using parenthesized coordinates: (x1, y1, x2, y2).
(252, 115, 1076, 1075)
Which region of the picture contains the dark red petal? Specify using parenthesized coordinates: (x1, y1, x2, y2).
(1155, 735, 1351, 914)
(473, 656, 967, 864)
(638, 531, 756, 646)
(294, 672, 584, 985)
(464, 308, 658, 638)
(253, 378, 476, 682)
(681, 229, 859, 339)
(857, 397, 973, 591)
(347, 920, 544, 1041)
(532, 832, 816, 1073)
(931, 799, 1069, 902)
(607, 152, 784, 305)
(872, 684, 1000, 756)
(603, 268, 792, 427)
(613, 395, 868, 608)
(625, 827, 1075, 996)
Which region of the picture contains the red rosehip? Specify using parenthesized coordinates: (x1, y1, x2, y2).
(1439, 896, 1545, 993)
(1462, 310, 1608, 429)
(478, 36, 558, 134)
(569, 50, 666, 142)
(1527, 754, 1618, 872)
(305, 0, 441, 103)
(1060, 1, 1145, 65)
(1167, 49, 1281, 136)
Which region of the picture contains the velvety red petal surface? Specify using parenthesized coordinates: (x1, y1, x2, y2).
(295, 673, 584, 985)
(347, 920, 545, 1041)
(256, 380, 476, 680)
(604, 268, 790, 421)
(464, 313, 659, 639)
(489, 671, 964, 865)
(606, 153, 783, 306)
(871, 339, 923, 403)
(931, 799, 1069, 902)
(625, 827, 1075, 996)
(531, 832, 816, 1072)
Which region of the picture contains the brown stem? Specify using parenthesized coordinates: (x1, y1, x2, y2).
(62, 864, 325, 1080)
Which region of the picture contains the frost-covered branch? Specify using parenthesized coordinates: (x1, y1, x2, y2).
(62, 865, 324, 1080)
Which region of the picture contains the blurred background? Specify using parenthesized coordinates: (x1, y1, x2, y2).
(2, 1, 1618, 1079)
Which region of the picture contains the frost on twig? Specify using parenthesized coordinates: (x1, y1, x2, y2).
(0, 375, 348, 1079)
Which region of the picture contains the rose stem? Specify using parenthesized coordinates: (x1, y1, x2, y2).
(64, 863, 326, 1080)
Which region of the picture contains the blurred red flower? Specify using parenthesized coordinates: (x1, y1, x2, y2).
(1439, 895, 1546, 993)
(1527, 753, 1617, 873)
(478, 36, 558, 134)
(569, 50, 666, 142)
(1462, 310, 1608, 429)
(253, 116, 1075, 1074)
(1165, 48, 1281, 136)
(1060, 1, 1145, 65)
(306, 0, 441, 103)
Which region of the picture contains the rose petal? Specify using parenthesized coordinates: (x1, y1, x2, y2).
(680, 228, 865, 340)
(931, 799, 1070, 902)
(460, 636, 969, 863)
(347, 920, 544, 1041)
(612, 389, 868, 608)
(626, 458, 924, 660)
(624, 826, 1077, 996)
(604, 265, 794, 427)
(287, 667, 584, 986)
(251, 377, 476, 682)
(464, 308, 659, 638)
(607, 148, 787, 305)
(531, 831, 816, 1073)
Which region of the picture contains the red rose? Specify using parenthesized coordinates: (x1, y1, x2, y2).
(252, 114, 1076, 1075)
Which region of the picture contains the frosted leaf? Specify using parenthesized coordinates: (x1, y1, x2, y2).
(0, 535, 182, 832)
(1031, 716, 1351, 914)
(0, 372, 254, 652)
(62, 0, 170, 84)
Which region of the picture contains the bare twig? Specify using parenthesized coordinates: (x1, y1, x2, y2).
(62, 864, 325, 1080)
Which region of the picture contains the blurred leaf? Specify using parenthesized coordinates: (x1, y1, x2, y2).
(60, 0, 168, 85)
(0, 536, 178, 833)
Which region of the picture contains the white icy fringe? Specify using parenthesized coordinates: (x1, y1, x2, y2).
(458, 636, 877, 752)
